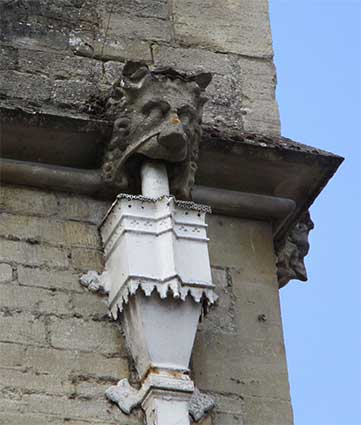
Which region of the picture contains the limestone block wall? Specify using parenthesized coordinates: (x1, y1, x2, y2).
(0, 184, 293, 424)
(195, 216, 293, 424)
(0, 0, 280, 135)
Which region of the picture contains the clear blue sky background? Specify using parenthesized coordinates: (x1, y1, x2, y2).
(269, 1, 361, 424)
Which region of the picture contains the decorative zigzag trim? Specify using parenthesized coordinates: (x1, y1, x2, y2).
(116, 194, 212, 213)
(101, 194, 211, 226)
(80, 271, 217, 320)
(110, 279, 217, 319)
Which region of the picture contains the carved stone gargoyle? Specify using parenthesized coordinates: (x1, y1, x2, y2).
(277, 211, 314, 287)
(102, 61, 212, 200)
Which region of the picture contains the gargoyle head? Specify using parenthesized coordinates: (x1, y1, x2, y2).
(277, 211, 314, 288)
(102, 61, 212, 199)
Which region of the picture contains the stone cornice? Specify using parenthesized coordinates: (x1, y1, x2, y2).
(0, 104, 343, 250)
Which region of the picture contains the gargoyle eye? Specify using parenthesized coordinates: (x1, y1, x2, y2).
(177, 105, 195, 122)
(142, 100, 170, 116)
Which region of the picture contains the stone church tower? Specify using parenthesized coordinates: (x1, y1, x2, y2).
(0, 1, 342, 424)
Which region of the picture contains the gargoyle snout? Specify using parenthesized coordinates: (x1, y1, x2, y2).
(158, 117, 188, 156)
(294, 265, 308, 282)
(169, 113, 181, 126)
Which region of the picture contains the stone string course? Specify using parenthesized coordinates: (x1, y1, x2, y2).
(0, 184, 293, 424)
(0, 0, 280, 136)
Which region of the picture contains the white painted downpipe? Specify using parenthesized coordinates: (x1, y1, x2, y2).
(136, 160, 196, 425)
(141, 160, 170, 197)
(143, 390, 192, 425)
(83, 160, 215, 422)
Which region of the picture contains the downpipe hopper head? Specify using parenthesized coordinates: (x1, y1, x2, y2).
(80, 162, 216, 423)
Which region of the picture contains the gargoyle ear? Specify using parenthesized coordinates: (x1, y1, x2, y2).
(122, 61, 149, 82)
(193, 72, 212, 90)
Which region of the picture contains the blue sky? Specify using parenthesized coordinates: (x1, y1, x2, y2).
(269, 1, 361, 424)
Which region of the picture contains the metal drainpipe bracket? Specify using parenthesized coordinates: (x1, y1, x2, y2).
(105, 372, 215, 422)
(189, 388, 216, 421)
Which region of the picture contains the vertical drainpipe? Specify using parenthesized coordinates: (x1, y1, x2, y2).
(81, 160, 216, 423)
(140, 161, 170, 198)
(135, 160, 196, 424)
